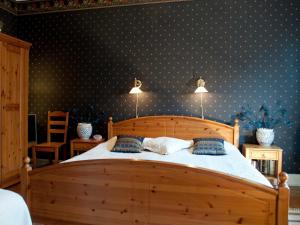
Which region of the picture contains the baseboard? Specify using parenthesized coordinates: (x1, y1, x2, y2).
(289, 174, 300, 186)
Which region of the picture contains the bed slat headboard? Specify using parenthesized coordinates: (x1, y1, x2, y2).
(108, 116, 239, 147)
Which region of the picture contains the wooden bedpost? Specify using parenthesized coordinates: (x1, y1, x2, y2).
(277, 172, 289, 225)
(233, 118, 239, 148)
(108, 117, 113, 139)
(21, 156, 32, 206)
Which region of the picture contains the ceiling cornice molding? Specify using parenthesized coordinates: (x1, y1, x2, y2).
(1, 0, 191, 15)
(0, 0, 18, 15)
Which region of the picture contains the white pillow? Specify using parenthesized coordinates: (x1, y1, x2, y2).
(106, 136, 118, 151)
(143, 137, 193, 155)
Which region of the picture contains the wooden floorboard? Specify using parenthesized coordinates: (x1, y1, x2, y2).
(290, 186, 300, 209)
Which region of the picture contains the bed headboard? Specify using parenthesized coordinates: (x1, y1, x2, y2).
(108, 116, 239, 147)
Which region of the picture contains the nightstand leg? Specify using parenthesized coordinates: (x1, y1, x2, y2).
(70, 143, 74, 158)
(32, 146, 36, 168)
(277, 152, 283, 178)
(53, 148, 59, 164)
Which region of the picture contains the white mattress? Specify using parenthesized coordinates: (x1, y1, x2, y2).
(0, 189, 32, 225)
(65, 137, 272, 188)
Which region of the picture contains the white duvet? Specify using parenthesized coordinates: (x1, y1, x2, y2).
(65, 137, 272, 188)
(0, 189, 32, 225)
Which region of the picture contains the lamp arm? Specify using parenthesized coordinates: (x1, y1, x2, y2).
(200, 93, 204, 119)
(136, 93, 139, 118)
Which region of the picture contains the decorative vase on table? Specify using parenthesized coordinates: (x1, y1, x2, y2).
(77, 123, 92, 139)
(256, 128, 274, 147)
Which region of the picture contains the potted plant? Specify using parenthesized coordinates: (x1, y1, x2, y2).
(234, 102, 292, 146)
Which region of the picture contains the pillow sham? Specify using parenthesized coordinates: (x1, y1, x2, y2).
(111, 135, 144, 153)
(106, 136, 118, 151)
(192, 138, 226, 155)
(143, 137, 193, 155)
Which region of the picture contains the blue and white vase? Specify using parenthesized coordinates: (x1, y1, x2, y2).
(256, 128, 274, 147)
(77, 123, 92, 139)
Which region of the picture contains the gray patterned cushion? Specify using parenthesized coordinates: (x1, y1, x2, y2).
(112, 135, 144, 153)
(192, 138, 226, 155)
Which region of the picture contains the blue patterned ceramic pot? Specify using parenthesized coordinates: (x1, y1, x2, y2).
(256, 128, 274, 147)
(77, 123, 92, 139)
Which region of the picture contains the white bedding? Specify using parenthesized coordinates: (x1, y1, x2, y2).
(65, 137, 272, 188)
(0, 189, 32, 225)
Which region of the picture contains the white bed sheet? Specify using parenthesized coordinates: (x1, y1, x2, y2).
(65, 137, 272, 188)
(0, 189, 32, 225)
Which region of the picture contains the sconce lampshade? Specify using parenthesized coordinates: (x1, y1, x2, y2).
(129, 78, 142, 94)
(194, 79, 208, 93)
(129, 87, 142, 94)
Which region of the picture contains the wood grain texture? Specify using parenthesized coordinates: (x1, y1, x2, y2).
(0, 33, 30, 188)
(277, 172, 290, 225)
(0, 33, 31, 49)
(26, 159, 278, 225)
(22, 116, 289, 225)
(108, 116, 240, 148)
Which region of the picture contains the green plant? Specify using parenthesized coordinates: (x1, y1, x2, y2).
(233, 102, 293, 129)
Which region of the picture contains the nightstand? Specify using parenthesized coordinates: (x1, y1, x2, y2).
(242, 144, 283, 182)
(70, 138, 105, 157)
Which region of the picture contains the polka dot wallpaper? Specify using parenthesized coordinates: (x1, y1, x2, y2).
(0, 8, 18, 36)
(3, 0, 300, 173)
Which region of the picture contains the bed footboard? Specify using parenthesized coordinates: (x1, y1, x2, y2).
(21, 157, 289, 225)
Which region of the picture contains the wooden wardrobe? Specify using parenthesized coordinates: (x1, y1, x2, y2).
(0, 33, 31, 188)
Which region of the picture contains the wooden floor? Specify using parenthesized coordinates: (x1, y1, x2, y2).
(290, 186, 300, 208)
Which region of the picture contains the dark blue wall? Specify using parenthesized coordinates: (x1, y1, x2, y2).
(0, 8, 18, 36)
(4, 0, 300, 173)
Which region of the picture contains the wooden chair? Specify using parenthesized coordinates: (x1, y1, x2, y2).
(32, 111, 69, 168)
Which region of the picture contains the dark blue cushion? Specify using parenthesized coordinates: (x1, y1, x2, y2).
(112, 135, 144, 153)
(192, 138, 226, 155)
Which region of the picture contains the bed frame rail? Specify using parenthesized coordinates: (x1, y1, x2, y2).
(108, 116, 240, 148)
(21, 157, 289, 225)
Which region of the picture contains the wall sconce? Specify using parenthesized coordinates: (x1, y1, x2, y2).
(194, 78, 208, 119)
(129, 78, 142, 118)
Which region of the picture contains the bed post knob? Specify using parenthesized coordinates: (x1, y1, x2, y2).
(234, 118, 239, 126)
(233, 119, 239, 148)
(23, 156, 32, 171)
(21, 157, 32, 204)
(108, 117, 113, 139)
(279, 172, 288, 187)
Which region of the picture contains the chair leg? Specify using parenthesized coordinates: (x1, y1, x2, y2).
(32, 146, 37, 168)
(62, 145, 66, 160)
(53, 147, 59, 164)
(48, 152, 52, 164)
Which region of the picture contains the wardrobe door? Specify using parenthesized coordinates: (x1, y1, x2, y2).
(0, 43, 26, 187)
(0, 41, 3, 185)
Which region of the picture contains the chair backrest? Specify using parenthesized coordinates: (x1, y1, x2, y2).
(47, 111, 69, 144)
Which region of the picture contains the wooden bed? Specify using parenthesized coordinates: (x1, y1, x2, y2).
(21, 116, 289, 225)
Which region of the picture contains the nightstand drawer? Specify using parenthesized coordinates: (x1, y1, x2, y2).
(73, 142, 98, 151)
(249, 150, 278, 160)
(70, 138, 105, 157)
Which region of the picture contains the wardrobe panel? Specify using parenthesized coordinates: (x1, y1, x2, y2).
(0, 33, 31, 187)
